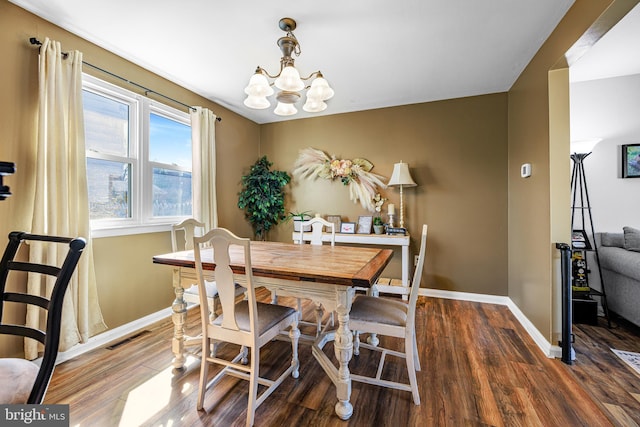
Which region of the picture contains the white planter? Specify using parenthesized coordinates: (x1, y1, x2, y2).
(293, 215, 312, 232)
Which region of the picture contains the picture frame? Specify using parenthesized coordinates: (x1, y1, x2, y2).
(357, 215, 373, 234)
(622, 144, 640, 178)
(571, 229, 592, 250)
(340, 222, 356, 234)
(326, 215, 342, 233)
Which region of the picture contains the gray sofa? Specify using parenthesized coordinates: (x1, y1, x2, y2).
(596, 227, 640, 327)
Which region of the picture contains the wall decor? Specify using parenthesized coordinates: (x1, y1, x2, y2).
(340, 222, 356, 234)
(293, 147, 387, 212)
(357, 216, 373, 234)
(622, 144, 640, 178)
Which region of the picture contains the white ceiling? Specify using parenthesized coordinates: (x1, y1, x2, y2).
(7, 0, 598, 124)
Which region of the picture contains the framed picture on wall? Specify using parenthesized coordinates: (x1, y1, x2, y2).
(622, 144, 640, 178)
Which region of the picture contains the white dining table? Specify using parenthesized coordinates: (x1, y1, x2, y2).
(153, 240, 393, 420)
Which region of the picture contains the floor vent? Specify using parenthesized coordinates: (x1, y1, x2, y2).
(106, 330, 151, 350)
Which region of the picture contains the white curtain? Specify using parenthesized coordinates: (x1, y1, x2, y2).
(191, 107, 218, 229)
(26, 38, 107, 358)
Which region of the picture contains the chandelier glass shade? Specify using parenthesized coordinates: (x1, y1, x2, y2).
(243, 18, 334, 116)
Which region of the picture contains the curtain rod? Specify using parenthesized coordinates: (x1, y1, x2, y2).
(29, 37, 222, 122)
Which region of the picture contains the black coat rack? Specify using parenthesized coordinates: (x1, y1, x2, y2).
(570, 152, 610, 327)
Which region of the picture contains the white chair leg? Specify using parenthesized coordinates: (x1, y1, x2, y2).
(197, 338, 210, 410)
(247, 346, 259, 427)
(413, 328, 421, 371)
(289, 320, 300, 378)
(354, 331, 361, 356)
(405, 333, 420, 405)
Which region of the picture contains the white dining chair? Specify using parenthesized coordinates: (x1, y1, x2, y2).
(349, 224, 428, 405)
(171, 218, 245, 352)
(296, 216, 335, 336)
(194, 228, 300, 427)
(171, 219, 218, 320)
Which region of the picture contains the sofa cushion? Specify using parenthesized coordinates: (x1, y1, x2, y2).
(600, 246, 640, 281)
(600, 232, 625, 248)
(623, 226, 640, 252)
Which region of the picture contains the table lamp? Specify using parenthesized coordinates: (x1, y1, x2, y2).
(387, 161, 417, 228)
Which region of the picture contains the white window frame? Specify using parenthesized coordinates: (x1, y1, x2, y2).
(83, 74, 192, 238)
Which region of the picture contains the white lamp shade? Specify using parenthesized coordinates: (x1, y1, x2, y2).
(570, 138, 602, 154)
(306, 77, 334, 101)
(274, 102, 298, 116)
(274, 66, 305, 92)
(387, 162, 417, 187)
(244, 73, 274, 97)
(244, 95, 270, 109)
(303, 98, 327, 113)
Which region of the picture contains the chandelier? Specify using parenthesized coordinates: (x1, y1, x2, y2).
(243, 17, 334, 116)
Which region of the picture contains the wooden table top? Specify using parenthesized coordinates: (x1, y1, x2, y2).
(153, 241, 393, 288)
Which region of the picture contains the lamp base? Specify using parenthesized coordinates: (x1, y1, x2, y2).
(387, 213, 396, 228)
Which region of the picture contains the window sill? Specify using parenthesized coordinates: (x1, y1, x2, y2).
(91, 223, 172, 238)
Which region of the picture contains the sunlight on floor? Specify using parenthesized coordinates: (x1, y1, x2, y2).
(117, 356, 200, 427)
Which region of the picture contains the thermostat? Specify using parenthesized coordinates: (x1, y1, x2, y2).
(521, 163, 532, 178)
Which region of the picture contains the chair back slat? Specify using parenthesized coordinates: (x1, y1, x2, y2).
(3, 292, 50, 310)
(194, 228, 256, 335)
(0, 324, 45, 344)
(8, 261, 60, 277)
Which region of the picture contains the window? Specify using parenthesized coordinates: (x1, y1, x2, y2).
(83, 74, 192, 236)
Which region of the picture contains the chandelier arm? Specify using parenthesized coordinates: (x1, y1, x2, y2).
(256, 66, 283, 80)
(300, 71, 322, 81)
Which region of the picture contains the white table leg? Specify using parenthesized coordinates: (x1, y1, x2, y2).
(333, 288, 354, 420)
(171, 267, 187, 370)
(401, 245, 410, 301)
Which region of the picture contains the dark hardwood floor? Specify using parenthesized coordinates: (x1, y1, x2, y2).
(571, 315, 640, 427)
(44, 290, 635, 426)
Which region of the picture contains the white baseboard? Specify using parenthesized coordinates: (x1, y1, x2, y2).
(418, 288, 562, 358)
(55, 307, 174, 365)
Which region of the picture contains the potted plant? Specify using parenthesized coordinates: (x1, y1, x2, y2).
(238, 156, 291, 240)
(287, 210, 312, 232)
(373, 216, 385, 234)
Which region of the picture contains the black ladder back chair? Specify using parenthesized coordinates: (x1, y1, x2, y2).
(0, 231, 86, 404)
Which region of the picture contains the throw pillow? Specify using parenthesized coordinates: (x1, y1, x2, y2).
(623, 226, 640, 252)
(600, 232, 625, 248)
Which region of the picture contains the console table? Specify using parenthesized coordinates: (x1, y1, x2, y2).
(292, 232, 411, 298)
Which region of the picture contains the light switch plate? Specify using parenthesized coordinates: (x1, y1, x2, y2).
(521, 163, 532, 178)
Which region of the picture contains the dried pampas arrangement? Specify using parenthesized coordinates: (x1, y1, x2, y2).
(292, 147, 387, 212)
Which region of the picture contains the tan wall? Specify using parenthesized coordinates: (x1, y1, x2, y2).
(262, 95, 509, 295)
(506, 0, 637, 342)
(0, 1, 259, 357)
